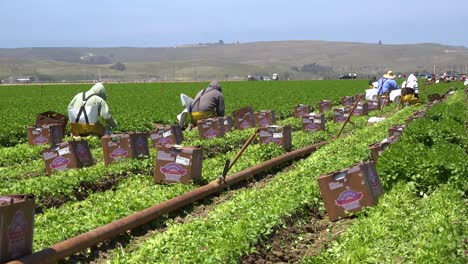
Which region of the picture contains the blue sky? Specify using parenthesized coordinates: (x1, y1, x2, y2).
(0, 0, 466, 48)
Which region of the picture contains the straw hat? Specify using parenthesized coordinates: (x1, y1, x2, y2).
(383, 70, 396, 79)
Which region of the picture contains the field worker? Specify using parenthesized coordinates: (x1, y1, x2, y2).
(189, 80, 225, 126)
(368, 76, 377, 88)
(376, 70, 399, 96)
(68, 82, 117, 136)
(401, 73, 419, 98)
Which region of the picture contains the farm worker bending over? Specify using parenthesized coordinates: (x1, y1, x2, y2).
(401, 73, 419, 97)
(376, 71, 399, 95)
(68, 82, 117, 136)
(189, 80, 225, 126)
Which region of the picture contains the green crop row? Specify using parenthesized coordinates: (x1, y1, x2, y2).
(104, 101, 415, 263)
(305, 90, 468, 263)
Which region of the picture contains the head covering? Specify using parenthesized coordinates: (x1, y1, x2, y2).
(383, 71, 396, 79)
(88, 82, 107, 100)
(208, 80, 222, 92)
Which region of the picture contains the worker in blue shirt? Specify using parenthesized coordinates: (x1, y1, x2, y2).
(377, 71, 399, 95)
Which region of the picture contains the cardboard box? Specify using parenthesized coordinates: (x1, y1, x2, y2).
(405, 110, 426, 124)
(317, 161, 383, 221)
(232, 106, 256, 130)
(150, 125, 184, 147)
(197, 118, 225, 139)
(368, 136, 399, 163)
(294, 104, 310, 118)
(302, 113, 325, 132)
(367, 99, 381, 111)
(427, 93, 442, 102)
(353, 102, 368, 116)
(27, 124, 63, 147)
(35, 111, 68, 135)
(388, 124, 406, 138)
(154, 145, 203, 184)
(101, 133, 149, 165)
(42, 140, 94, 175)
(333, 107, 350, 123)
(255, 110, 276, 127)
(318, 100, 332, 113)
(259, 125, 292, 151)
(220, 116, 234, 133)
(341, 96, 355, 106)
(0, 195, 35, 263)
(129, 132, 150, 158)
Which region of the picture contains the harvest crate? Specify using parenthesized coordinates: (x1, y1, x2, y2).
(232, 106, 256, 130)
(150, 125, 184, 147)
(42, 140, 93, 175)
(35, 111, 68, 135)
(294, 104, 310, 118)
(255, 110, 276, 128)
(154, 145, 203, 184)
(259, 125, 292, 151)
(301, 113, 325, 132)
(197, 117, 226, 139)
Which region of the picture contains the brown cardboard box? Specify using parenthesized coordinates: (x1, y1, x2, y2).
(367, 100, 381, 111)
(259, 125, 292, 151)
(129, 132, 150, 158)
(405, 110, 426, 124)
(294, 104, 310, 118)
(318, 100, 332, 113)
(368, 136, 399, 163)
(388, 124, 406, 138)
(353, 102, 368, 116)
(42, 140, 93, 175)
(255, 110, 276, 127)
(150, 125, 184, 147)
(197, 118, 225, 139)
(232, 106, 256, 130)
(317, 161, 383, 221)
(341, 96, 355, 106)
(333, 107, 350, 123)
(427, 93, 442, 102)
(154, 145, 203, 184)
(35, 111, 68, 135)
(220, 116, 234, 133)
(0, 195, 35, 263)
(27, 124, 63, 147)
(301, 113, 325, 132)
(101, 134, 133, 165)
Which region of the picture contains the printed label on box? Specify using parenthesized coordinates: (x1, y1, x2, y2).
(160, 162, 187, 179)
(43, 151, 57, 160)
(110, 148, 128, 160)
(50, 156, 70, 170)
(240, 120, 251, 129)
(335, 190, 363, 211)
(204, 128, 219, 139)
(157, 137, 172, 145)
(33, 136, 48, 145)
(175, 156, 190, 166)
(157, 151, 174, 161)
(7, 210, 28, 259)
(273, 133, 283, 138)
(162, 131, 172, 138)
(58, 147, 70, 156)
(328, 181, 343, 190)
(264, 137, 281, 145)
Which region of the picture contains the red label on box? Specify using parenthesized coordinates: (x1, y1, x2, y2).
(50, 156, 70, 170)
(204, 128, 219, 139)
(240, 120, 251, 129)
(110, 148, 129, 160)
(335, 190, 363, 210)
(157, 137, 172, 145)
(33, 136, 48, 145)
(160, 162, 187, 179)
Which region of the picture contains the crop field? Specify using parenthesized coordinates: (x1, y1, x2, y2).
(0, 80, 466, 263)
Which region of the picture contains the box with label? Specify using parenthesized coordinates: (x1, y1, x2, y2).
(220, 116, 234, 133)
(27, 124, 63, 147)
(368, 136, 399, 163)
(341, 96, 355, 106)
(0, 195, 35, 263)
(150, 125, 184, 147)
(367, 99, 381, 111)
(317, 161, 383, 221)
(154, 145, 203, 184)
(294, 104, 310, 118)
(255, 110, 276, 128)
(353, 102, 368, 116)
(388, 124, 406, 138)
(318, 100, 332, 113)
(232, 106, 256, 130)
(101, 134, 133, 165)
(259, 125, 292, 151)
(35, 111, 68, 135)
(42, 140, 94, 175)
(197, 118, 225, 139)
(302, 113, 325, 132)
(333, 107, 350, 123)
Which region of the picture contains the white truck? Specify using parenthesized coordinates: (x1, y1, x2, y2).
(272, 73, 279, 80)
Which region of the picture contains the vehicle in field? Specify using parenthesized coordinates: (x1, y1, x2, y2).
(339, 73, 357, 80)
(272, 73, 279, 80)
(263, 77, 270, 81)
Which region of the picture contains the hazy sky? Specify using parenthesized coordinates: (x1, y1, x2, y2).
(0, 0, 466, 48)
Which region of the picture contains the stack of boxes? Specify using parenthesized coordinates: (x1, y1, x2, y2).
(333, 107, 350, 122)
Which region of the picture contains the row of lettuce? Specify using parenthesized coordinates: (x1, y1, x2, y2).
(103, 89, 466, 263)
(0, 80, 367, 147)
(305, 89, 467, 263)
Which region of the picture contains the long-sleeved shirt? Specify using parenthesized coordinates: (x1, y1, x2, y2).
(190, 81, 225, 116)
(68, 82, 117, 128)
(377, 77, 399, 95)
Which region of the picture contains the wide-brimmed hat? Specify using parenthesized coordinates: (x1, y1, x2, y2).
(383, 70, 396, 79)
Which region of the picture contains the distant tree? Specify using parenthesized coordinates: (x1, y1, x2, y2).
(224, 73, 229, 80)
(219, 40, 224, 45)
(109, 62, 126, 71)
(378, 40, 382, 45)
(282, 71, 291, 80)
